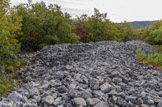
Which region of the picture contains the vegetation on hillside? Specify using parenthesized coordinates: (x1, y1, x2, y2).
(15, 1, 79, 51)
(136, 20, 162, 70)
(0, 0, 161, 98)
(136, 20, 162, 45)
(73, 9, 127, 43)
(0, 0, 24, 97)
(136, 48, 162, 70)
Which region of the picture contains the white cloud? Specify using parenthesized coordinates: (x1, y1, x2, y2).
(10, 0, 162, 22)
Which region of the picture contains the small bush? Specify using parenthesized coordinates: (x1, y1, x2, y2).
(136, 48, 162, 70)
(0, 0, 27, 98)
(137, 20, 162, 45)
(154, 45, 162, 53)
(15, 1, 79, 51)
(0, 72, 16, 97)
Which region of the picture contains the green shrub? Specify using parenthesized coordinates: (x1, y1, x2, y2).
(0, 72, 16, 97)
(138, 20, 162, 45)
(15, 1, 79, 51)
(0, 0, 25, 98)
(119, 21, 136, 41)
(0, 0, 22, 70)
(154, 45, 162, 53)
(136, 48, 162, 70)
(84, 8, 126, 42)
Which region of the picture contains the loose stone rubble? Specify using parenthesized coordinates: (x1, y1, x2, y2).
(0, 40, 162, 107)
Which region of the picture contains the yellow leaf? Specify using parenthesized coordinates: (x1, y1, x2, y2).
(8, 66, 14, 72)
(16, 61, 21, 67)
(142, 61, 149, 66)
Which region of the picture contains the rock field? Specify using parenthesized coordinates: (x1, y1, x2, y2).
(0, 40, 162, 107)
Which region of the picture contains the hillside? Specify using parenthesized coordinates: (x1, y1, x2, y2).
(0, 40, 162, 107)
(130, 21, 155, 29)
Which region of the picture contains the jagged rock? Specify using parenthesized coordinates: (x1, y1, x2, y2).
(69, 83, 76, 89)
(68, 89, 77, 98)
(141, 104, 149, 107)
(93, 90, 105, 98)
(53, 97, 62, 106)
(28, 87, 40, 96)
(6, 91, 23, 102)
(43, 95, 54, 105)
(0, 40, 161, 107)
(33, 96, 41, 103)
(157, 101, 162, 107)
(86, 98, 100, 106)
(73, 98, 87, 106)
(126, 95, 137, 104)
(126, 40, 154, 55)
(57, 104, 64, 107)
(94, 101, 108, 107)
(81, 90, 92, 99)
(108, 90, 118, 96)
(100, 82, 112, 93)
(0, 101, 14, 107)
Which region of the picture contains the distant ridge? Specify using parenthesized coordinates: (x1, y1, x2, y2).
(118, 21, 155, 29)
(130, 21, 155, 29)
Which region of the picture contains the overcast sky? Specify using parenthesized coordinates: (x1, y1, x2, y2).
(10, 0, 162, 22)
